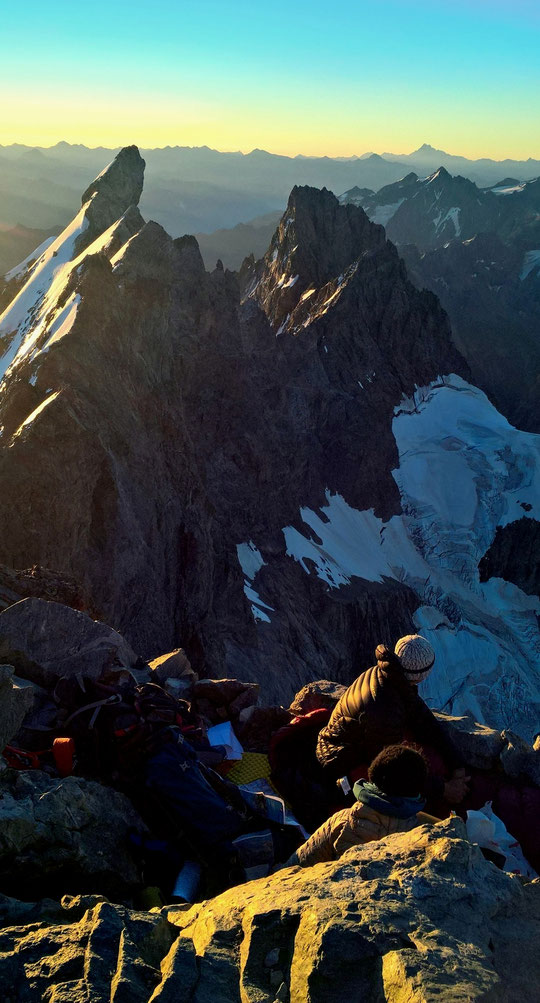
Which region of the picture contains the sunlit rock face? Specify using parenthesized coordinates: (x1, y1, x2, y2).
(1, 820, 539, 1003)
(0, 151, 538, 736)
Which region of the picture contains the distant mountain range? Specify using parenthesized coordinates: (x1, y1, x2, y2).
(339, 168, 540, 251)
(0, 141, 539, 248)
(382, 143, 540, 186)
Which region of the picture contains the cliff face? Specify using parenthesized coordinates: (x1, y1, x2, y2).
(402, 232, 540, 432)
(0, 150, 538, 731)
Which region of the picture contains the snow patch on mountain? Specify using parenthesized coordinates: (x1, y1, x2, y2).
(0, 209, 143, 383)
(520, 249, 540, 281)
(42, 295, 81, 354)
(13, 391, 60, 437)
(282, 375, 540, 736)
(237, 542, 274, 624)
(0, 207, 89, 379)
(436, 206, 461, 236)
(491, 183, 526, 196)
(5, 236, 57, 282)
(369, 200, 404, 227)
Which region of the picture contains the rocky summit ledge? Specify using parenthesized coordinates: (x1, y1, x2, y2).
(0, 818, 538, 1002)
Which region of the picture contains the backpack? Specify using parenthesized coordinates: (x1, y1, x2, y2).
(53, 671, 200, 780)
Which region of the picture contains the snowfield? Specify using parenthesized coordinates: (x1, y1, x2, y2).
(0, 205, 138, 383)
(237, 542, 274, 624)
(0, 208, 89, 381)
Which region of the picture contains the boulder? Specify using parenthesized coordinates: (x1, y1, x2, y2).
(149, 648, 195, 686)
(500, 729, 540, 787)
(162, 677, 195, 702)
(235, 704, 291, 752)
(159, 818, 540, 1003)
(289, 679, 347, 716)
(11, 680, 59, 751)
(1, 821, 540, 1000)
(435, 710, 505, 769)
(193, 678, 259, 707)
(192, 678, 260, 723)
(0, 598, 138, 688)
(0, 897, 174, 1003)
(0, 562, 99, 617)
(0, 769, 146, 900)
(0, 665, 34, 752)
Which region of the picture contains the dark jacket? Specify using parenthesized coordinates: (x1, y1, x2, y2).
(316, 645, 462, 795)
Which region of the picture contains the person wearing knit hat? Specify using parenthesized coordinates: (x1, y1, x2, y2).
(394, 635, 435, 685)
(316, 635, 469, 809)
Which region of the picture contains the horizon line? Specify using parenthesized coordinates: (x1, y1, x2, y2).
(1, 140, 540, 165)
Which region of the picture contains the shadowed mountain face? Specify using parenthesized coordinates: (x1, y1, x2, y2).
(0, 149, 538, 735)
(401, 233, 540, 432)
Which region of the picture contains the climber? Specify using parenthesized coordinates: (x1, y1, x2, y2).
(316, 635, 470, 806)
(285, 744, 438, 866)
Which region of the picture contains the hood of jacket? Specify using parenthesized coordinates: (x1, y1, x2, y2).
(353, 779, 425, 819)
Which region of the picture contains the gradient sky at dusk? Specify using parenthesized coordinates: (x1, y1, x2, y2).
(2, 0, 539, 157)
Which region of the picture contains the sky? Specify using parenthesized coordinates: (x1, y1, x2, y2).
(1, 0, 540, 159)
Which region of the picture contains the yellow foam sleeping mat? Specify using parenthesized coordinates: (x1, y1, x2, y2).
(227, 752, 273, 786)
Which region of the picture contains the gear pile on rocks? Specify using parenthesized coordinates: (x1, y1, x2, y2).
(0, 594, 539, 1001)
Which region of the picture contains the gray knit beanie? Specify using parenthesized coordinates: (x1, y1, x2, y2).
(394, 634, 435, 683)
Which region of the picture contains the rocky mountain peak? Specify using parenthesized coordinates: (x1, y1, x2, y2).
(428, 165, 451, 182)
(173, 234, 206, 277)
(81, 145, 144, 210)
(282, 184, 380, 267)
(416, 143, 441, 155)
(251, 185, 386, 331)
(492, 176, 521, 188)
(0, 151, 147, 391)
(78, 145, 145, 253)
